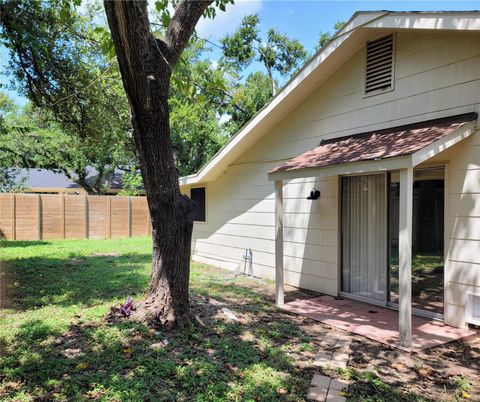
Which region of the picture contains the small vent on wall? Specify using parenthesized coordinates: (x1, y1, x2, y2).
(466, 293, 480, 326)
(365, 34, 394, 95)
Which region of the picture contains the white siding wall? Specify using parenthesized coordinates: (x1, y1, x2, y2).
(189, 31, 480, 324)
(428, 131, 480, 328)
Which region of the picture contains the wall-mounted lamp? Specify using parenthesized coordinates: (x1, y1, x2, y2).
(306, 188, 321, 200)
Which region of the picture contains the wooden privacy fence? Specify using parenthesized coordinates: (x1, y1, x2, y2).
(0, 193, 151, 241)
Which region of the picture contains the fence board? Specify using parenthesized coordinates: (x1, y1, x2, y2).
(88, 196, 108, 239)
(0, 194, 14, 240)
(110, 197, 129, 238)
(64, 195, 86, 239)
(41, 195, 63, 239)
(131, 197, 150, 237)
(14, 195, 40, 240)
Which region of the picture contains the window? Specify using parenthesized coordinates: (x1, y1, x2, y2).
(190, 187, 206, 222)
(365, 34, 394, 95)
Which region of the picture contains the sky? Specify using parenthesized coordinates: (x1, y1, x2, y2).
(1, 0, 480, 106)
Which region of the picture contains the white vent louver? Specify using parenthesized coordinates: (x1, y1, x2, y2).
(466, 293, 480, 326)
(365, 34, 394, 95)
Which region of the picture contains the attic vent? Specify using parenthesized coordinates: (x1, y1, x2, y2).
(365, 34, 394, 95)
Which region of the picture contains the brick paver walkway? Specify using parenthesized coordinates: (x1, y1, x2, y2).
(307, 332, 352, 401)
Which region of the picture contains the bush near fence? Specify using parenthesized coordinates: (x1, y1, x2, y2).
(0, 194, 151, 240)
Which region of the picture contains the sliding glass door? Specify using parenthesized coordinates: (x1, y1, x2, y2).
(341, 174, 387, 303)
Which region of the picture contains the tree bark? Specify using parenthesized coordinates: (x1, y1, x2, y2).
(104, 0, 212, 329)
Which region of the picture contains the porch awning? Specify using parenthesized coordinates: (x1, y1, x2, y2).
(268, 113, 477, 180)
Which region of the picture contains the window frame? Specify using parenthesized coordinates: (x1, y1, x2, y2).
(190, 186, 207, 223)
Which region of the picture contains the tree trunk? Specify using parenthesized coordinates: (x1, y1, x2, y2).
(104, 0, 212, 329)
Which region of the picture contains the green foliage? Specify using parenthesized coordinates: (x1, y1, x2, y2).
(316, 20, 346, 51)
(169, 42, 230, 176)
(0, 1, 134, 194)
(118, 167, 144, 196)
(222, 71, 273, 134)
(221, 14, 307, 93)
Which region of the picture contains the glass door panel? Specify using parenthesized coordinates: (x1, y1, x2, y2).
(341, 174, 387, 303)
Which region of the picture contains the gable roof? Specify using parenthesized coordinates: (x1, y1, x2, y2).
(179, 10, 480, 187)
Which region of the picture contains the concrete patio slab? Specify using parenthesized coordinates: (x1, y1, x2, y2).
(283, 295, 476, 352)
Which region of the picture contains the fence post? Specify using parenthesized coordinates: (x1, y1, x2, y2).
(107, 196, 112, 239)
(146, 207, 151, 236)
(38, 194, 42, 240)
(128, 197, 132, 238)
(61, 194, 65, 239)
(12, 194, 16, 241)
(84, 195, 89, 239)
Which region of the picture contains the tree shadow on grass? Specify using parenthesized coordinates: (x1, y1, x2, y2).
(2, 253, 151, 310)
(0, 295, 315, 401)
(0, 240, 50, 248)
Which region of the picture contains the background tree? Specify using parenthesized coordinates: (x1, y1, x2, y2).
(103, 0, 232, 328)
(0, 0, 135, 194)
(0, 92, 27, 192)
(117, 166, 144, 196)
(315, 20, 346, 51)
(221, 14, 307, 94)
(169, 41, 230, 176)
(221, 70, 273, 134)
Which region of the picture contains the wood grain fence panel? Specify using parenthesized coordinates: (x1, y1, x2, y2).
(41, 195, 63, 239)
(64, 195, 86, 239)
(15, 194, 39, 240)
(0, 194, 14, 240)
(2, 194, 150, 241)
(110, 197, 129, 238)
(131, 197, 149, 237)
(88, 196, 108, 239)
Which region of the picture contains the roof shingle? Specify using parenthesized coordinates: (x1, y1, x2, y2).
(269, 113, 477, 174)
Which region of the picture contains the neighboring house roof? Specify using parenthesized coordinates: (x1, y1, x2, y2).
(269, 113, 478, 175)
(179, 10, 480, 187)
(11, 167, 136, 190)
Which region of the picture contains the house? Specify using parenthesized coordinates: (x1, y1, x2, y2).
(179, 11, 480, 347)
(10, 167, 142, 195)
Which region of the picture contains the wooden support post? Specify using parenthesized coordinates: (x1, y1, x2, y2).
(38, 194, 42, 240)
(84, 196, 89, 239)
(128, 197, 132, 238)
(399, 167, 413, 348)
(61, 194, 65, 239)
(275, 180, 284, 306)
(12, 194, 16, 241)
(107, 196, 112, 239)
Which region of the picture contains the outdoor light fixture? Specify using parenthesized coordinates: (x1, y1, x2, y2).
(306, 188, 321, 200)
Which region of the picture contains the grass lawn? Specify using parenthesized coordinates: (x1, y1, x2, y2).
(0, 238, 476, 401)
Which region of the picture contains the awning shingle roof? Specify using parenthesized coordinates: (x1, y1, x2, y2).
(269, 113, 477, 174)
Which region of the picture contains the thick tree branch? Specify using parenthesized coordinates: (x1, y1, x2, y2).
(164, 0, 213, 65)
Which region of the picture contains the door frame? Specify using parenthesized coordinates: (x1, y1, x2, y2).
(337, 168, 445, 321)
